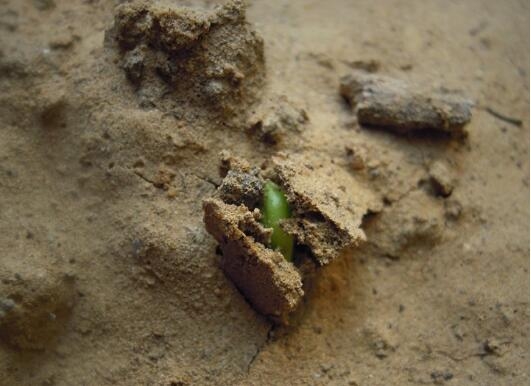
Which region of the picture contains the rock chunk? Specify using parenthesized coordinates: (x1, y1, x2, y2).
(340, 71, 473, 136)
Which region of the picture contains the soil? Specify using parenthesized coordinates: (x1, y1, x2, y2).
(0, 0, 529, 385)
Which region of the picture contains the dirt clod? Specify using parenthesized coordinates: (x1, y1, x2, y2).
(217, 169, 263, 209)
(203, 198, 303, 324)
(270, 157, 371, 265)
(106, 0, 265, 113)
(429, 160, 456, 197)
(345, 146, 367, 171)
(340, 71, 473, 136)
(247, 95, 309, 146)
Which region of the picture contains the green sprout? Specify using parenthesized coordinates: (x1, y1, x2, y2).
(260, 181, 294, 261)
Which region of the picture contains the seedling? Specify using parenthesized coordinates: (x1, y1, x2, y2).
(260, 181, 294, 261)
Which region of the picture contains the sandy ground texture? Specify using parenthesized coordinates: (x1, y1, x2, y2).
(0, 0, 529, 385)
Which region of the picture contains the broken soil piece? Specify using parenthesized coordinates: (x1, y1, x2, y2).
(247, 95, 309, 145)
(219, 149, 252, 177)
(202, 154, 379, 323)
(444, 198, 463, 221)
(429, 160, 456, 197)
(345, 146, 367, 171)
(268, 157, 370, 265)
(106, 0, 265, 113)
(217, 169, 263, 209)
(340, 71, 473, 136)
(203, 198, 303, 324)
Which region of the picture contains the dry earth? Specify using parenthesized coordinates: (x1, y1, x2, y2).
(0, 0, 529, 385)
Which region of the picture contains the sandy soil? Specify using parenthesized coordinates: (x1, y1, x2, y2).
(0, 0, 529, 385)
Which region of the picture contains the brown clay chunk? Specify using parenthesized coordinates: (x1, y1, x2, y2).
(106, 0, 264, 112)
(340, 71, 473, 136)
(203, 198, 303, 324)
(270, 158, 370, 265)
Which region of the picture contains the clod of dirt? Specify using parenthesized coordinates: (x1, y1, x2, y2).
(219, 149, 252, 177)
(365, 190, 444, 259)
(217, 168, 263, 209)
(106, 0, 265, 113)
(247, 95, 309, 146)
(268, 157, 371, 265)
(340, 71, 473, 136)
(345, 145, 367, 171)
(444, 198, 463, 221)
(429, 160, 456, 197)
(0, 269, 76, 350)
(203, 153, 379, 323)
(216, 150, 264, 208)
(203, 198, 303, 324)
